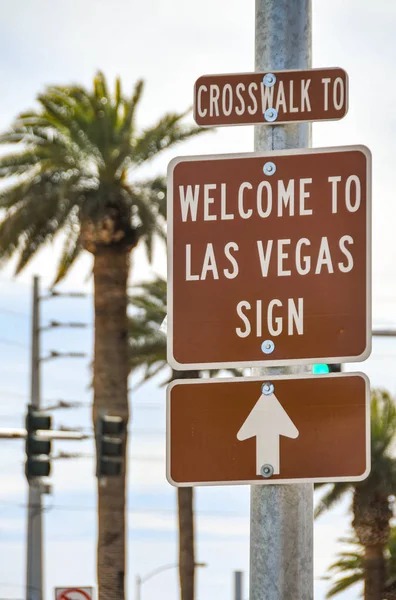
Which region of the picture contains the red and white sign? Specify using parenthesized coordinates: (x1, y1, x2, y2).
(167, 373, 370, 486)
(55, 588, 94, 600)
(167, 146, 371, 370)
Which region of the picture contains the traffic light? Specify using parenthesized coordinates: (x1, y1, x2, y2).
(25, 406, 52, 479)
(312, 363, 342, 374)
(96, 415, 125, 477)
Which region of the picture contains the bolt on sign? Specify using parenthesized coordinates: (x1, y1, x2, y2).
(167, 145, 371, 370)
(194, 68, 348, 127)
(166, 374, 370, 486)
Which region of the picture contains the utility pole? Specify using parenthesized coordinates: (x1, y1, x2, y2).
(250, 2, 313, 600)
(24, 277, 88, 600)
(26, 275, 43, 600)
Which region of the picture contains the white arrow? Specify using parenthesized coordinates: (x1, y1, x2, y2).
(237, 392, 299, 476)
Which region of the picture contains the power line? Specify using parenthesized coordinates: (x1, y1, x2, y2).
(52, 453, 164, 462)
(0, 338, 29, 350)
(0, 390, 91, 403)
(66, 426, 165, 435)
(0, 307, 29, 319)
(0, 275, 32, 289)
(0, 499, 245, 518)
(0, 390, 27, 399)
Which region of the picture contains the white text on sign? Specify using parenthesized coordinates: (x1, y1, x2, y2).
(179, 173, 361, 340)
(195, 77, 345, 121)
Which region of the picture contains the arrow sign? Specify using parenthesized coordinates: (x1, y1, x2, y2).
(167, 374, 370, 486)
(237, 392, 299, 475)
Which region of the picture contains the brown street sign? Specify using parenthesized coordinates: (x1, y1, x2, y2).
(167, 145, 371, 370)
(194, 68, 348, 127)
(167, 373, 370, 487)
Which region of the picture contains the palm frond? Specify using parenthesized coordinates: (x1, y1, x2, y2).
(0, 151, 46, 176)
(53, 219, 82, 284)
(129, 188, 163, 262)
(129, 336, 166, 368)
(0, 71, 208, 276)
(15, 197, 74, 273)
(37, 93, 105, 168)
(120, 79, 144, 139)
(94, 72, 110, 105)
(326, 573, 363, 598)
(322, 532, 364, 598)
(371, 389, 396, 454)
(132, 110, 209, 165)
(0, 173, 41, 209)
(314, 482, 351, 519)
(324, 527, 396, 598)
(353, 390, 396, 507)
(0, 194, 60, 262)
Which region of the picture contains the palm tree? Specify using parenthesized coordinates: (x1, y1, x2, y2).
(315, 389, 396, 600)
(129, 276, 241, 600)
(323, 528, 396, 599)
(0, 72, 207, 600)
(323, 534, 365, 598)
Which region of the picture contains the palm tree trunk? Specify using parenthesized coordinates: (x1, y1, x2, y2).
(173, 370, 198, 600)
(93, 246, 130, 600)
(383, 581, 396, 600)
(363, 545, 386, 600)
(353, 490, 391, 600)
(178, 487, 195, 600)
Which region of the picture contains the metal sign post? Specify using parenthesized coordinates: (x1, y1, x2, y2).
(251, 1, 313, 599)
(166, 0, 371, 598)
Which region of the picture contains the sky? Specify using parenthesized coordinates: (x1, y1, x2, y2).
(0, 1, 395, 600)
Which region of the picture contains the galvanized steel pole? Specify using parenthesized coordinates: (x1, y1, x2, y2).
(250, 2, 313, 599)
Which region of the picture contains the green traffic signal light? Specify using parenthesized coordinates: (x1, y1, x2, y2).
(312, 364, 330, 374)
(312, 364, 342, 374)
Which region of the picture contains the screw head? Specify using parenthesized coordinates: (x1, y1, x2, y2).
(263, 161, 276, 176)
(262, 382, 274, 395)
(260, 464, 274, 479)
(263, 73, 276, 87)
(261, 339, 275, 354)
(264, 107, 278, 122)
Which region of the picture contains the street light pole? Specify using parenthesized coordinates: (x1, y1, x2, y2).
(135, 576, 141, 600)
(136, 562, 207, 600)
